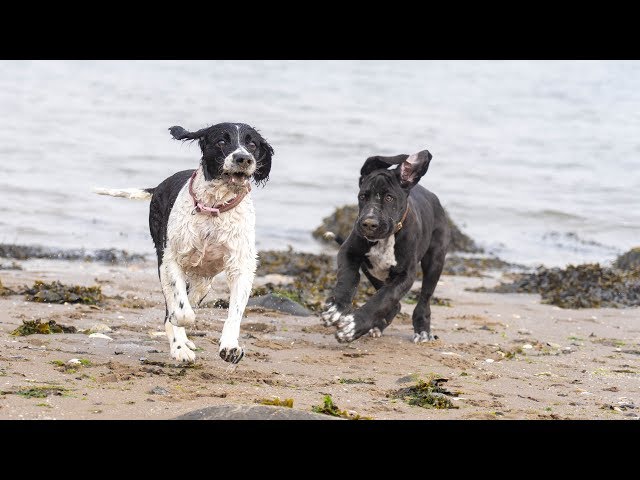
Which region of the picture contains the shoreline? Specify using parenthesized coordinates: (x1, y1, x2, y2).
(0, 255, 638, 420)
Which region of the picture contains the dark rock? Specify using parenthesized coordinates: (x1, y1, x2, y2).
(174, 404, 341, 420)
(247, 294, 313, 316)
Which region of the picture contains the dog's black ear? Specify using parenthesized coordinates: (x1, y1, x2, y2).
(397, 150, 432, 189)
(359, 154, 409, 186)
(168, 125, 209, 141)
(253, 139, 274, 184)
(360, 154, 409, 177)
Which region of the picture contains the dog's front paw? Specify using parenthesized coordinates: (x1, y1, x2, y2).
(219, 344, 245, 364)
(170, 342, 196, 363)
(413, 331, 438, 343)
(322, 303, 347, 327)
(335, 314, 357, 343)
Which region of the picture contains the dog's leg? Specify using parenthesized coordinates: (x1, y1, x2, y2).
(160, 257, 196, 327)
(336, 263, 416, 343)
(159, 256, 197, 362)
(218, 246, 256, 364)
(322, 237, 363, 326)
(412, 243, 446, 343)
(187, 277, 212, 308)
(361, 268, 399, 338)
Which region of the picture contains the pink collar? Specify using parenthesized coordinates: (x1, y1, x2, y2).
(188, 170, 251, 216)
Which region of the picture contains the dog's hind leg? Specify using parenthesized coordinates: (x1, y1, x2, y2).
(412, 239, 447, 343)
(187, 277, 212, 308)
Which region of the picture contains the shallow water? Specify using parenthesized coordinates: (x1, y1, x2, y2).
(0, 60, 638, 267)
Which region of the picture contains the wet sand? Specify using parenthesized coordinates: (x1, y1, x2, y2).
(0, 258, 638, 419)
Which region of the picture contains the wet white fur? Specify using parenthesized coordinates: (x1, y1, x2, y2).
(365, 235, 397, 281)
(93, 187, 152, 200)
(160, 166, 257, 362)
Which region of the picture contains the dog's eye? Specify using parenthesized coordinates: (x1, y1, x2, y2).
(217, 140, 226, 147)
(358, 193, 366, 201)
(247, 141, 257, 152)
(384, 195, 394, 202)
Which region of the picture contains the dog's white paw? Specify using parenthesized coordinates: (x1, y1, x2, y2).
(413, 331, 437, 343)
(335, 314, 356, 343)
(170, 341, 196, 362)
(170, 305, 196, 327)
(321, 304, 344, 326)
(185, 339, 196, 350)
(368, 327, 382, 338)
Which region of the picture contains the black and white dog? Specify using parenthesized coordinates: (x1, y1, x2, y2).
(95, 122, 273, 364)
(322, 150, 449, 343)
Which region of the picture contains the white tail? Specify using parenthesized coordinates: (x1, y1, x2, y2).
(93, 187, 153, 200)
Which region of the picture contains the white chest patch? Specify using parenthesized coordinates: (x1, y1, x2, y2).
(365, 235, 397, 281)
(164, 172, 256, 278)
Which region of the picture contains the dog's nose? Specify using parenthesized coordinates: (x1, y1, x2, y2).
(361, 217, 379, 231)
(233, 152, 254, 167)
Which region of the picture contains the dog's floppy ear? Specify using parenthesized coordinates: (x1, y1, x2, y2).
(397, 150, 432, 189)
(168, 126, 210, 141)
(360, 154, 409, 177)
(253, 138, 274, 184)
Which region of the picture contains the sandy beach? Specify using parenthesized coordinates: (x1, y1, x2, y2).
(1, 255, 638, 420)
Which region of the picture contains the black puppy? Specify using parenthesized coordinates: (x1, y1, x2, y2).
(322, 150, 449, 343)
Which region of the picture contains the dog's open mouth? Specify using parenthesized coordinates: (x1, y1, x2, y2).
(222, 172, 251, 186)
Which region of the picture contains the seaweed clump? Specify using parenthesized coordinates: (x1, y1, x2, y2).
(404, 290, 453, 307)
(391, 377, 459, 409)
(473, 263, 640, 309)
(0, 278, 15, 296)
(442, 255, 517, 277)
(0, 243, 145, 264)
(312, 204, 482, 253)
(615, 247, 640, 271)
(311, 394, 371, 419)
(256, 397, 294, 408)
(23, 280, 103, 305)
(256, 248, 375, 312)
(11, 319, 77, 336)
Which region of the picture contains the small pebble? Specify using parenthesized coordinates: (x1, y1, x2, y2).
(67, 359, 81, 365)
(150, 386, 169, 395)
(88, 333, 113, 340)
(485, 359, 494, 363)
(522, 344, 533, 350)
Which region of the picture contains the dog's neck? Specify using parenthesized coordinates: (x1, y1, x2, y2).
(191, 167, 248, 206)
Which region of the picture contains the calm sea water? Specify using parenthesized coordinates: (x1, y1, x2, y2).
(0, 60, 638, 267)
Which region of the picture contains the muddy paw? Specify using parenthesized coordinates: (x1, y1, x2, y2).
(219, 346, 245, 364)
(413, 331, 438, 343)
(368, 327, 382, 338)
(321, 304, 346, 327)
(170, 342, 196, 362)
(335, 314, 356, 343)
